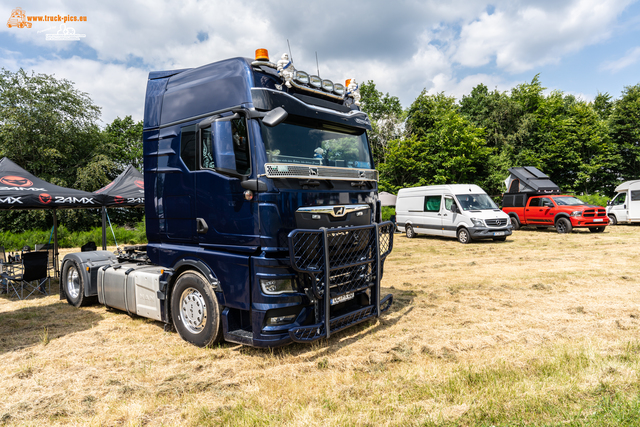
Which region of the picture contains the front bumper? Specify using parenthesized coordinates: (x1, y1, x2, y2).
(570, 217, 609, 227)
(468, 226, 513, 239)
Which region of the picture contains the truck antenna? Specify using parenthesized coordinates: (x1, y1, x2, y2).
(287, 39, 294, 63)
(315, 52, 320, 76)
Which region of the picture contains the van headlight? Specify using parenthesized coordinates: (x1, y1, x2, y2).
(471, 218, 485, 227)
(260, 278, 296, 294)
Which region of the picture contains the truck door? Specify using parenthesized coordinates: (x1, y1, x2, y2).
(194, 114, 258, 247)
(526, 197, 554, 224)
(610, 192, 629, 222)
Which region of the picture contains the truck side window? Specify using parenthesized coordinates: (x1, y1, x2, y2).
(529, 198, 540, 207)
(201, 127, 214, 169)
(540, 197, 554, 207)
(180, 125, 197, 171)
(424, 196, 441, 212)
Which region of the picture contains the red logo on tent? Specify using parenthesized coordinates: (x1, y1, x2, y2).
(0, 176, 33, 187)
(114, 196, 125, 204)
(135, 180, 144, 189)
(39, 193, 52, 204)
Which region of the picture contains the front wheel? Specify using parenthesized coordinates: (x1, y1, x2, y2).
(608, 215, 617, 225)
(171, 271, 223, 348)
(510, 216, 520, 230)
(405, 225, 416, 239)
(62, 260, 96, 307)
(555, 217, 572, 234)
(457, 227, 472, 244)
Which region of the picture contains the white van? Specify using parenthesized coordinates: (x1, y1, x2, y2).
(607, 180, 640, 224)
(395, 184, 512, 243)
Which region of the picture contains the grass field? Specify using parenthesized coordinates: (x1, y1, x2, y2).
(2, 226, 640, 426)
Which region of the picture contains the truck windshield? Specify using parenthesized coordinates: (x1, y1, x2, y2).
(455, 194, 499, 210)
(554, 196, 586, 206)
(259, 120, 373, 169)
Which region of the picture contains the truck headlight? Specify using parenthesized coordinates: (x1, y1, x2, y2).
(309, 75, 322, 88)
(571, 211, 581, 217)
(322, 79, 334, 92)
(471, 218, 485, 227)
(333, 83, 345, 95)
(260, 278, 296, 294)
(294, 70, 309, 85)
(266, 314, 297, 326)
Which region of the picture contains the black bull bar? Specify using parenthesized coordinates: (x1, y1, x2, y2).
(287, 221, 394, 342)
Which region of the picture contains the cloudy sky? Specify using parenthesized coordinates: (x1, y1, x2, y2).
(2, 0, 639, 125)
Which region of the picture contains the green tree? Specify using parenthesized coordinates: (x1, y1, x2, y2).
(359, 81, 404, 165)
(609, 84, 640, 182)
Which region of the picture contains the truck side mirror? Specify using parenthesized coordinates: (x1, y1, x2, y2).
(606, 200, 612, 206)
(262, 107, 288, 127)
(543, 202, 553, 208)
(212, 120, 244, 178)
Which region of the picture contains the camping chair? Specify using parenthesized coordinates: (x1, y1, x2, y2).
(35, 243, 55, 273)
(4, 251, 50, 299)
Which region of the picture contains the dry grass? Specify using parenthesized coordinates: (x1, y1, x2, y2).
(2, 227, 640, 426)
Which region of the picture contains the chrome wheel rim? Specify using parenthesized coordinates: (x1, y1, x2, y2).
(66, 266, 80, 299)
(179, 287, 207, 334)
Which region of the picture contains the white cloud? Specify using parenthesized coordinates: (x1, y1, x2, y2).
(601, 46, 640, 72)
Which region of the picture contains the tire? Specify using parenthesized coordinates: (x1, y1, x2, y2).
(62, 260, 96, 307)
(457, 227, 472, 244)
(510, 216, 520, 230)
(592, 226, 606, 233)
(171, 270, 223, 348)
(405, 224, 415, 239)
(555, 217, 572, 234)
(493, 237, 507, 241)
(608, 215, 617, 225)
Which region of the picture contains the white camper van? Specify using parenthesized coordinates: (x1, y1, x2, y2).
(396, 184, 512, 243)
(607, 180, 640, 225)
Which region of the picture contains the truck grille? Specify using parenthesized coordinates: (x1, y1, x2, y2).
(583, 209, 606, 218)
(485, 218, 508, 227)
(265, 163, 378, 182)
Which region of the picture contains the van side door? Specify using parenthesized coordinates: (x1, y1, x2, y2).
(610, 192, 628, 222)
(418, 195, 443, 236)
(441, 195, 458, 237)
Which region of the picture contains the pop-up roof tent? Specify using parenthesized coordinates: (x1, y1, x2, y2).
(0, 157, 102, 276)
(504, 166, 560, 194)
(93, 165, 145, 250)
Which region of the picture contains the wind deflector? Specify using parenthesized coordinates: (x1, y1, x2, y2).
(504, 166, 560, 194)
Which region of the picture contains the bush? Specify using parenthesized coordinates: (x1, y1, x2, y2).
(578, 194, 610, 207)
(0, 221, 147, 251)
(381, 206, 396, 222)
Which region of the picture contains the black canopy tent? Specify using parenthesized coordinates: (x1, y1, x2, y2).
(0, 157, 101, 276)
(93, 165, 145, 250)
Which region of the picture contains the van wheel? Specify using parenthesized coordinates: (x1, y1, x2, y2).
(589, 226, 606, 233)
(608, 215, 617, 225)
(510, 216, 520, 230)
(171, 271, 223, 348)
(555, 218, 572, 234)
(457, 227, 472, 244)
(405, 225, 416, 239)
(62, 260, 96, 307)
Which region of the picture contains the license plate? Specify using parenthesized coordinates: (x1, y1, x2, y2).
(594, 218, 603, 222)
(331, 292, 354, 306)
(493, 231, 505, 236)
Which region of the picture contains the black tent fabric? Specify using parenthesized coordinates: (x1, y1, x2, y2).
(94, 165, 144, 207)
(0, 157, 99, 209)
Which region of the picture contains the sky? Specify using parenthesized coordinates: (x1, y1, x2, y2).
(2, 0, 640, 126)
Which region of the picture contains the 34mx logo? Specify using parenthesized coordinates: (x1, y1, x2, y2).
(0, 196, 23, 204)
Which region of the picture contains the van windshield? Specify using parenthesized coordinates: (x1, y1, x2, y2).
(259, 119, 373, 169)
(455, 194, 498, 210)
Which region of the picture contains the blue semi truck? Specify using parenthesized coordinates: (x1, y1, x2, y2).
(60, 49, 394, 348)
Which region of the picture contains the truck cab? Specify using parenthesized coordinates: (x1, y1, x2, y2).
(60, 50, 394, 348)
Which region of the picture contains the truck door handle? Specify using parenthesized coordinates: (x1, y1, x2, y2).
(196, 218, 208, 234)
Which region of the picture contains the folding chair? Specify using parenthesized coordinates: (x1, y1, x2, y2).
(35, 243, 55, 273)
(4, 251, 50, 299)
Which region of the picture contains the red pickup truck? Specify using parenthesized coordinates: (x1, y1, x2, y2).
(502, 194, 609, 233)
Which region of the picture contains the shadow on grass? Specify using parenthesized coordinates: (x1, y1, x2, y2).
(0, 294, 104, 354)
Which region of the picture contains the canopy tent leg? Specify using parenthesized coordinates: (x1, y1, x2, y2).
(102, 206, 107, 250)
(53, 210, 59, 278)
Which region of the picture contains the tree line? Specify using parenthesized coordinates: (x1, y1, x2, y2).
(0, 69, 143, 233)
(361, 76, 640, 197)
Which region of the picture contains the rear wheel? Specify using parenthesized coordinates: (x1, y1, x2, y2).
(608, 215, 617, 225)
(457, 227, 472, 244)
(510, 216, 520, 230)
(171, 271, 223, 348)
(555, 217, 572, 234)
(62, 260, 96, 307)
(405, 225, 416, 239)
